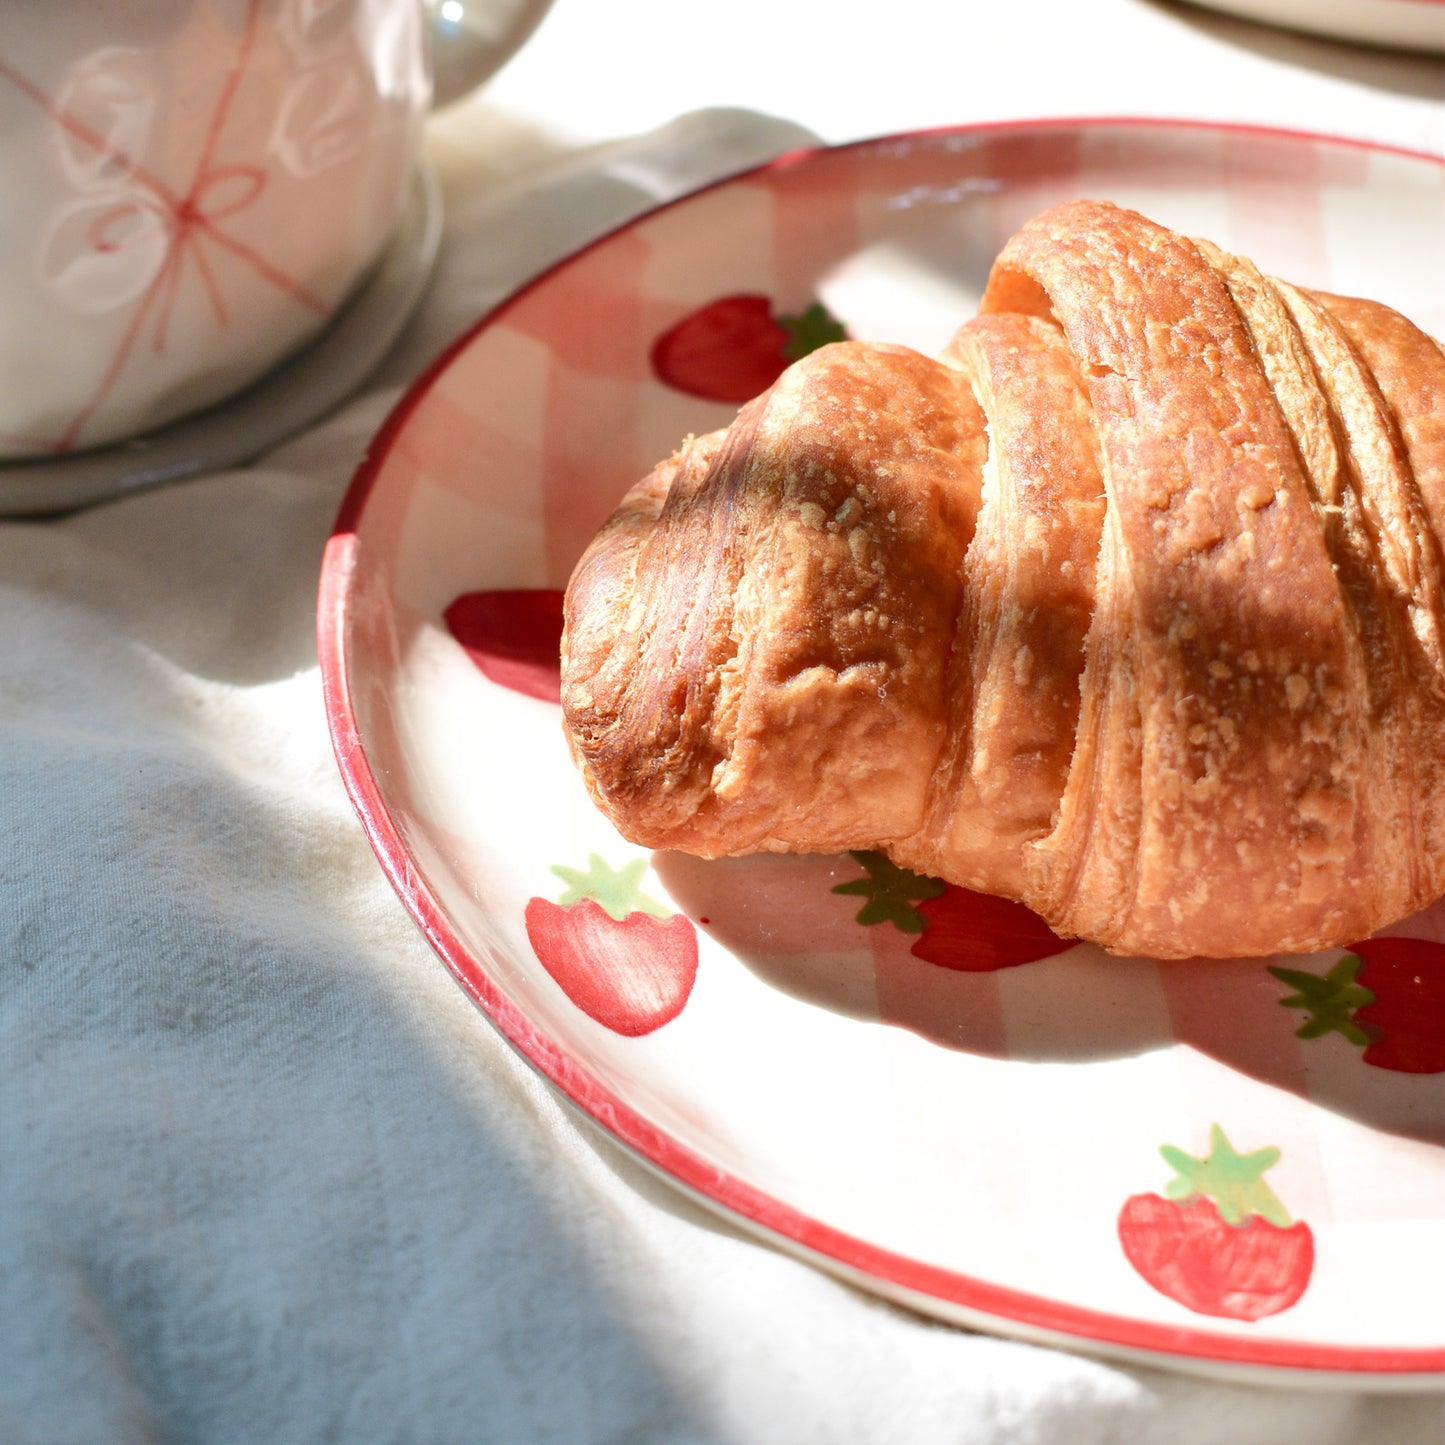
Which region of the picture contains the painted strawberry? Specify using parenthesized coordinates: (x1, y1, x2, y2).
(444, 588, 564, 703)
(650, 295, 847, 402)
(1117, 1124, 1314, 1321)
(832, 850, 1072, 970)
(1269, 937, 1445, 1073)
(525, 854, 698, 1036)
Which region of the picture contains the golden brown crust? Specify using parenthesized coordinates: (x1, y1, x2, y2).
(1318, 292, 1445, 892)
(560, 199, 1445, 958)
(563, 341, 986, 856)
(889, 312, 1105, 898)
(986, 204, 1382, 956)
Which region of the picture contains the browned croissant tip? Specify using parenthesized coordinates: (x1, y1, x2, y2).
(560, 198, 1445, 959)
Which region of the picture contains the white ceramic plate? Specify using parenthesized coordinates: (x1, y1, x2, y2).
(319, 120, 1445, 1386)
(1178, 0, 1445, 52)
(0, 165, 442, 518)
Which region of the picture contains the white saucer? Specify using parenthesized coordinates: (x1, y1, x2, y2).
(0, 164, 443, 519)
(1178, 0, 1445, 53)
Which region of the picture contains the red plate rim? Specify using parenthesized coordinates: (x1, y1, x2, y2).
(319, 116, 1445, 1384)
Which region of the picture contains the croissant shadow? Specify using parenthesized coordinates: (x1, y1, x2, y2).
(653, 850, 1445, 1149)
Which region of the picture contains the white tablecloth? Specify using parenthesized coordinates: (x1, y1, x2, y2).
(5, 1, 1444, 1439)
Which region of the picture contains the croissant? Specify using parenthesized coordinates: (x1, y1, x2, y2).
(560, 199, 1445, 959)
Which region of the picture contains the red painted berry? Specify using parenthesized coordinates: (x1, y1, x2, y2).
(833, 851, 1071, 970)
(1269, 938, 1445, 1073)
(525, 854, 698, 1036)
(444, 588, 564, 703)
(650, 294, 847, 402)
(1117, 1124, 1314, 1321)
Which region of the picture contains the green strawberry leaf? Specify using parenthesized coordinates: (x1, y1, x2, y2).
(1268, 954, 1375, 1047)
(550, 854, 670, 922)
(832, 851, 944, 934)
(777, 302, 847, 360)
(1160, 1123, 1292, 1228)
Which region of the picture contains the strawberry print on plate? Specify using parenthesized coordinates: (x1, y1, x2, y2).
(525, 855, 699, 1036)
(1118, 1125, 1314, 1322)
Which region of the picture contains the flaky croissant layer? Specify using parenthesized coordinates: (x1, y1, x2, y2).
(560, 199, 1445, 959)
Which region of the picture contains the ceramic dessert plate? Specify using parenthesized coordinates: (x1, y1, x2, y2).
(319, 119, 1445, 1386)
